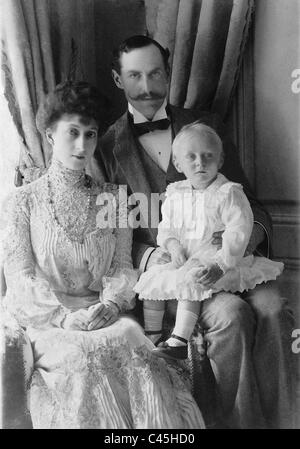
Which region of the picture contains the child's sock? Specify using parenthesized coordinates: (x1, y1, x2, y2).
(143, 306, 165, 344)
(166, 309, 199, 347)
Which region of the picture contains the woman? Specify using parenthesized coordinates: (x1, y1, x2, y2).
(2, 81, 204, 429)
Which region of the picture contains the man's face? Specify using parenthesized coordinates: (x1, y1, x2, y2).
(112, 44, 169, 120)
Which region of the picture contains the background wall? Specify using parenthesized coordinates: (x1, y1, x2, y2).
(254, 0, 299, 203)
(254, 0, 299, 312)
(253, 0, 300, 427)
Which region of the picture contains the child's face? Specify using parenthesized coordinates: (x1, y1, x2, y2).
(173, 132, 223, 190)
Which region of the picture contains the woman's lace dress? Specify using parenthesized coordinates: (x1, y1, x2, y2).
(2, 160, 204, 429)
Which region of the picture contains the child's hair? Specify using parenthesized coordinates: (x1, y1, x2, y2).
(36, 81, 109, 135)
(172, 121, 223, 162)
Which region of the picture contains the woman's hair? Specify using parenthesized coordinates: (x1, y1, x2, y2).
(112, 35, 170, 75)
(36, 81, 109, 135)
(172, 121, 223, 161)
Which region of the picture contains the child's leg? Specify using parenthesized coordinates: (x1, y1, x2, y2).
(143, 299, 165, 344)
(166, 300, 200, 347)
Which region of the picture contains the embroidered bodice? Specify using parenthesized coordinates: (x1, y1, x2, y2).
(2, 161, 138, 329)
(46, 159, 94, 243)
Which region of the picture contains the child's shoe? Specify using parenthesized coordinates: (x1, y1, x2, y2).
(152, 334, 188, 360)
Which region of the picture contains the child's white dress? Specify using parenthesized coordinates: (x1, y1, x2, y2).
(134, 174, 283, 302)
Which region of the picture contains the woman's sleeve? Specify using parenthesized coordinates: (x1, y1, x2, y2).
(213, 185, 254, 272)
(2, 190, 70, 329)
(101, 186, 138, 311)
(157, 186, 182, 249)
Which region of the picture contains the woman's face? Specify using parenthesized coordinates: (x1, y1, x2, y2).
(47, 114, 99, 170)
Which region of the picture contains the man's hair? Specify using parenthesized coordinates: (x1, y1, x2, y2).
(36, 81, 108, 135)
(172, 121, 223, 161)
(112, 35, 170, 74)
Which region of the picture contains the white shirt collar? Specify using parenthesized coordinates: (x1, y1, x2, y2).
(128, 99, 168, 124)
(176, 173, 227, 193)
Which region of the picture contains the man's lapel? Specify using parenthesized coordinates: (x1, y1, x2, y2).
(113, 113, 152, 197)
(113, 113, 156, 237)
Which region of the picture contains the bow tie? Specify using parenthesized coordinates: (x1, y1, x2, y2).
(133, 118, 170, 136)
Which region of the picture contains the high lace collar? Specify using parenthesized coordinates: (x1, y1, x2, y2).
(47, 158, 86, 188)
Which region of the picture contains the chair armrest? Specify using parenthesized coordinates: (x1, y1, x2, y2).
(1, 311, 33, 428)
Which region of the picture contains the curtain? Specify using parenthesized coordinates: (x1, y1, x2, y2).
(1, 0, 55, 183)
(0, 0, 147, 185)
(145, 0, 254, 118)
(1, 0, 254, 186)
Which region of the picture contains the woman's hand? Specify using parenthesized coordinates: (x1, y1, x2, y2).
(87, 301, 119, 331)
(62, 309, 92, 331)
(61, 302, 120, 331)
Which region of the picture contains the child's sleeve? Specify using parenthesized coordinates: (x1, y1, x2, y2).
(157, 185, 183, 250)
(213, 184, 254, 272)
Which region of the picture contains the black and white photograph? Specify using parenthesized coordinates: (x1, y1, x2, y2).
(0, 0, 299, 433)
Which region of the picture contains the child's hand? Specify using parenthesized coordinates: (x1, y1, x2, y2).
(166, 239, 187, 268)
(194, 263, 224, 288)
(170, 246, 187, 268)
(146, 247, 172, 270)
(184, 265, 205, 284)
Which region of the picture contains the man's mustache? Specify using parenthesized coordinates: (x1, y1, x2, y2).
(132, 92, 165, 101)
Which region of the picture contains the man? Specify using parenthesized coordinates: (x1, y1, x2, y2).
(93, 35, 295, 429)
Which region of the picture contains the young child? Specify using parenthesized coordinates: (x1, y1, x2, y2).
(134, 122, 284, 360)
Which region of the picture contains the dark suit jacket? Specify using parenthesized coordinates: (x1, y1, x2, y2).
(93, 105, 272, 268)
